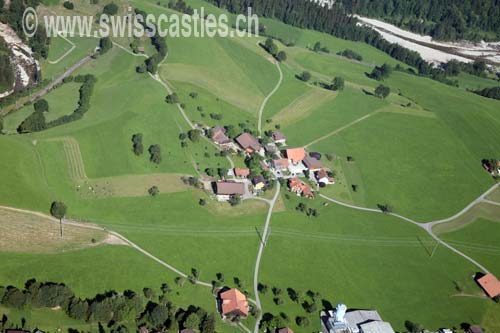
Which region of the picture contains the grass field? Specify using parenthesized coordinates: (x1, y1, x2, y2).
(0, 208, 107, 253)
(259, 194, 497, 332)
(439, 218, 500, 277)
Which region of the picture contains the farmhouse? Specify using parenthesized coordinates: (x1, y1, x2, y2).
(272, 131, 287, 145)
(272, 158, 289, 171)
(476, 273, 500, 298)
(218, 288, 249, 318)
(265, 143, 278, 154)
(214, 182, 246, 201)
(236, 133, 262, 154)
(234, 168, 250, 178)
(286, 148, 306, 164)
(303, 156, 323, 171)
(212, 126, 232, 148)
(289, 177, 314, 198)
(316, 169, 334, 185)
(252, 175, 266, 191)
(467, 326, 483, 333)
(321, 304, 395, 333)
(277, 329, 294, 333)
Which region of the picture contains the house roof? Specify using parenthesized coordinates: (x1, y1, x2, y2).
(477, 273, 500, 298)
(286, 148, 306, 163)
(234, 168, 250, 177)
(345, 310, 382, 329)
(469, 325, 483, 333)
(317, 169, 328, 178)
(277, 328, 294, 333)
(289, 177, 302, 188)
(220, 288, 249, 316)
(272, 131, 286, 141)
(265, 143, 278, 153)
(273, 159, 289, 169)
(289, 178, 314, 197)
(303, 156, 323, 169)
(213, 127, 231, 145)
(359, 321, 395, 333)
(215, 182, 245, 195)
(252, 175, 266, 185)
(236, 133, 261, 151)
(179, 329, 196, 333)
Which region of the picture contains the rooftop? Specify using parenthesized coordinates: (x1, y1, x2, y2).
(477, 273, 500, 298)
(303, 155, 323, 169)
(215, 182, 246, 195)
(286, 148, 306, 163)
(220, 288, 249, 316)
(236, 133, 261, 151)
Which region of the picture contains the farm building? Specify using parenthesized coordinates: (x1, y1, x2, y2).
(212, 126, 232, 148)
(303, 156, 323, 172)
(321, 304, 395, 333)
(289, 177, 314, 198)
(467, 326, 483, 333)
(272, 158, 289, 171)
(234, 168, 250, 178)
(316, 169, 334, 185)
(236, 133, 262, 154)
(272, 131, 287, 145)
(277, 329, 294, 333)
(214, 182, 246, 201)
(476, 273, 500, 298)
(252, 175, 266, 191)
(286, 148, 306, 164)
(218, 288, 249, 318)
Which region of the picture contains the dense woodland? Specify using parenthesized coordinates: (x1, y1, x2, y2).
(339, 0, 500, 41)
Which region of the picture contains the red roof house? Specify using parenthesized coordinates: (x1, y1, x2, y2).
(272, 158, 289, 170)
(219, 288, 249, 317)
(234, 168, 250, 178)
(286, 148, 306, 164)
(477, 273, 500, 298)
(288, 177, 314, 198)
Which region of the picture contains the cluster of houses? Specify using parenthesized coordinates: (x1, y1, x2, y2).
(210, 127, 334, 202)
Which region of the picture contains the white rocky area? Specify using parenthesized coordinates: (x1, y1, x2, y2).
(356, 15, 500, 68)
(0, 21, 40, 98)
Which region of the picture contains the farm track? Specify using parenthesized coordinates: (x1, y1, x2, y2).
(257, 61, 283, 135)
(320, 183, 499, 274)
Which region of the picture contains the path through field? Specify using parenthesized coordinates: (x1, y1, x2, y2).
(258, 62, 283, 135)
(320, 183, 500, 274)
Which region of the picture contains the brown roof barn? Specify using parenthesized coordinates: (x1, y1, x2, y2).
(236, 133, 261, 152)
(215, 182, 245, 195)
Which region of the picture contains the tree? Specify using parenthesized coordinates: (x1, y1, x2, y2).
(299, 71, 311, 82)
(264, 38, 278, 55)
(276, 51, 287, 62)
(103, 3, 118, 15)
(184, 313, 200, 329)
(148, 144, 162, 164)
(63, 1, 74, 9)
(228, 195, 241, 206)
(34, 99, 49, 113)
(50, 201, 67, 238)
(17, 111, 46, 133)
(166, 93, 180, 104)
(148, 186, 160, 197)
(188, 129, 201, 142)
(377, 203, 393, 214)
(199, 198, 206, 206)
(0, 116, 3, 134)
(313, 41, 321, 52)
(132, 133, 143, 155)
(99, 37, 113, 54)
(374, 85, 390, 99)
(330, 76, 344, 91)
(296, 316, 310, 327)
(200, 313, 216, 333)
(2, 287, 27, 309)
(146, 303, 169, 328)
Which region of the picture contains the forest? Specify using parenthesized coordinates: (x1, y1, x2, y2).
(339, 0, 500, 41)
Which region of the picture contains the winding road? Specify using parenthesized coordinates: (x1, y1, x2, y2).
(257, 62, 283, 136)
(251, 182, 281, 333)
